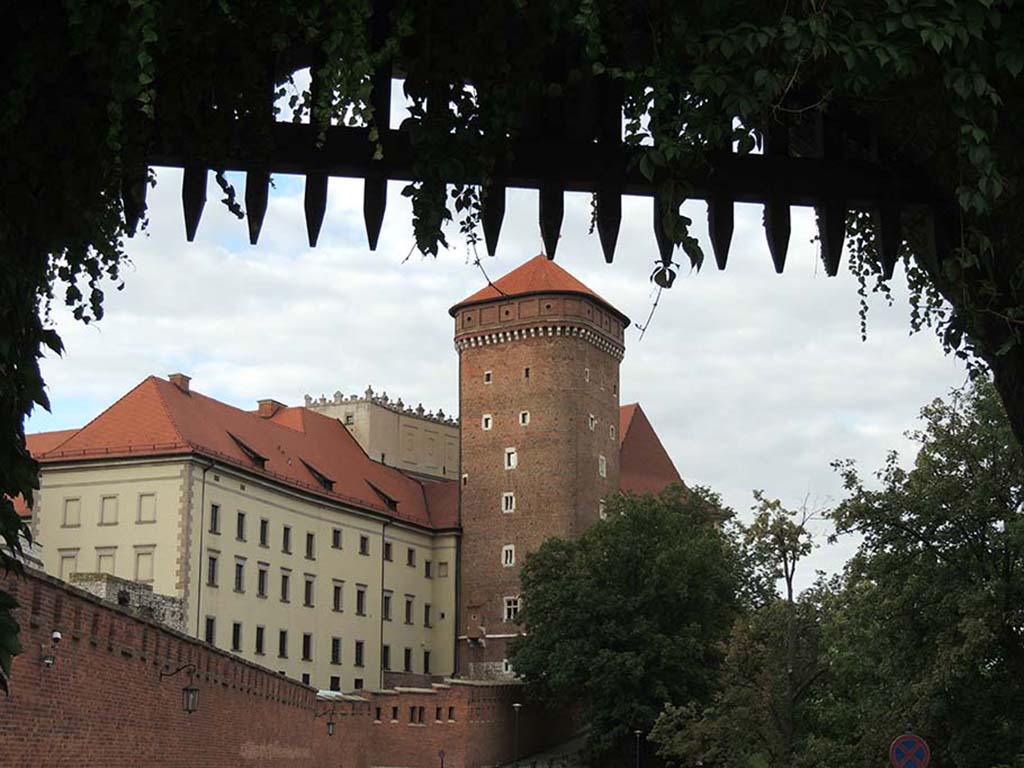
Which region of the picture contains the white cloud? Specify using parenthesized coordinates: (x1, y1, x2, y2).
(29, 165, 964, 591)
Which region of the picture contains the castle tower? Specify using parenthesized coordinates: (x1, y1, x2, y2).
(450, 255, 629, 678)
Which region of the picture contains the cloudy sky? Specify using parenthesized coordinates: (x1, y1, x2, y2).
(27, 122, 966, 590)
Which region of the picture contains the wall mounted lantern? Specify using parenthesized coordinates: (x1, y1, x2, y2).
(159, 663, 199, 714)
(315, 702, 339, 736)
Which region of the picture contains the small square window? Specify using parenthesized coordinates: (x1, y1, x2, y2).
(301, 672, 310, 685)
(502, 492, 515, 513)
(599, 454, 607, 478)
(330, 676, 341, 692)
(501, 544, 515, 567)
(482, 414, 493, 431)
(519, 411, 530, 426)
(354, 678, 364, 690)
(504, 447, 518, 470)
(504, 596, 521, 622)
(484, 370, 493, 384)
(502, 658, 514, 675)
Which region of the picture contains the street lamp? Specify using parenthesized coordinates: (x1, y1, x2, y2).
(634, 729, 643, 768)
(159, 663, 199, 714)
(315, 703, 339, 736)
(512, 702, 523, 765)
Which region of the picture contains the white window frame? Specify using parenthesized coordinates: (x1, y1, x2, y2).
(519, 411, 530, 426)
(584, 367, 590, 382)
(502, 658, 514, 674)
(610, 425, 617, 441)
(501, 544, 515, 567)
(588, 414, 596, 431)
(598, 454, 607, 478)
(599, 499, 608, 520)
(484, 370, 493, 384)
(482, 414, 493, 431)
(503, 596, 521, 622)
(502, 492, 516, 514)
(504, 447, 518, 470)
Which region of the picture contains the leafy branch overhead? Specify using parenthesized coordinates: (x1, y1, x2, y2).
(2, 0, 1024, 693)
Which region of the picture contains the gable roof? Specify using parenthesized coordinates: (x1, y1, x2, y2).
(31, 376, 456, 530)
(618, 403, 683, 495)
(450, 255, 630, 324)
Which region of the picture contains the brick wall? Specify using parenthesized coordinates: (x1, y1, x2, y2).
(0, 568, 573, 768)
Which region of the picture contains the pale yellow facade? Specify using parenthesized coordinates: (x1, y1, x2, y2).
(33, 455, 457, 692)
(306, 389, 459, 481)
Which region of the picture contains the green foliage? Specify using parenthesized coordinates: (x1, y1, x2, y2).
(508, 486, 743, 761)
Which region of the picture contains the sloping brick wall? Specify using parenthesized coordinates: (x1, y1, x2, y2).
(0, 569, 573, 768)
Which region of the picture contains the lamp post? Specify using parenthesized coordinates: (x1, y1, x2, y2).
(512, 702, 523, 765)
(159, 663, 199, 714)
(634, 729, 642, 768)
(315, 702, 339, 736)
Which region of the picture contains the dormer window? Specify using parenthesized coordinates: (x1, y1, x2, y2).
(228, 433, 267, 470)
(368, 482, 398, 512)
(300, 458, 334, 491)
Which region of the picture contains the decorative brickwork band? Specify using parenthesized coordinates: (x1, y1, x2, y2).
(454, 323, 625, 361)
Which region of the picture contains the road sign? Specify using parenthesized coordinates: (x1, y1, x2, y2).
(890, 733, 930, 768)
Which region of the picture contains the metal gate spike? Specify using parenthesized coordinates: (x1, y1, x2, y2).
(596, 187, 621, 264)
(539, 182, 564, 259)
(304, 173, 328, 247)
(481, 183, 506, 257)
(182, 166, 207, 242)
(707, 195, 734, 270)
(364, 177, 387, 251)
(245, 169, 270, 246)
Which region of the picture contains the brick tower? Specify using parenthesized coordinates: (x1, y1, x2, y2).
(450, 255, 629, 678)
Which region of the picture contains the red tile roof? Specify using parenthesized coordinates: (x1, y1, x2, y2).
(31, 377, 457, 530)
(9, 430, 82, 518)
(450, 255, 630, 324)
(618, 403, 683, 495)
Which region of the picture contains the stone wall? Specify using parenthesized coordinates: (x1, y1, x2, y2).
(70, 571, 186, 632)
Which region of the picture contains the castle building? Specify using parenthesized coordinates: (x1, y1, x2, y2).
(15, 255, 682, 690)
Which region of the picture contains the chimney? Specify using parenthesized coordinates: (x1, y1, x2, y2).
(168, 373, 191, 393)
(257, 399, 286, 419)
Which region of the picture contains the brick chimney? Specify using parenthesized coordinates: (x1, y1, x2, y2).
(168, 373, 191, 393)
(257, 399, 286, 418)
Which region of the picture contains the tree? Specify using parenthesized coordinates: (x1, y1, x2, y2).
(650, 494, 825, 768)
(5, 0, 1024, 690)
(508, 485, 742, 762)
(817, 378, 1024, 768)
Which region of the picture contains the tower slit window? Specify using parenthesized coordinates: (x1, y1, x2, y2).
(504, 447, 518, 470)
(501, 545, 516, 567)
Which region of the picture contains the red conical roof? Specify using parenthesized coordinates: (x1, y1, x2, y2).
(450, 255, 629, 324)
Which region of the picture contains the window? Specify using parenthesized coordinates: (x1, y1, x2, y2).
(406, 547, 416, 567)
(209, 503, 220, 534)
(588, 413, 597, 431)
(584, 367, 590, 382)
(502, 544, 515, 567)
(344, 413, 354, 425)
(461, 474, 468, 487)
(278, 630, 288, 658)
(519, 410, 530, 426)
(204, 616, 216, 645)
(302, 633, 313, 661)
(100, 495, 119, 525)
(502, 658, 514, 674)
(382, 645, 391, 670)
(333, 582, 344, 612)
(301, 673, 310, 685)
(232, 622, 242, 652)
(354, 679, 364, 690)
(424, 560, 432, 579)
(137, 493, 156, 523)
(404, 596, 414, 625)
(502, 492, 515, 513)
(304, 576, 315, 607)
(504, 596, 521, 622)
(438, 562, 449, 578)
(481, 414, 493, 431)
(598, 454, 607, 478)
(330, 676, 341, 692)
(306, 532, 315, 560)
(356, 585, 367, 616)
(332, 528, 342, 549)
(134, 548, 154, 583)
(96, 548, 116, 575)
(391, 706, 399, 722)
(58, 550, 78, 579)
(258, 564, 268, 597)
(280, 570, 291, 602)
(282, 525, 292, 553)
(383, 541, 393, 561)
(424, 603, 432, 627)
(331, 637, 341, 664)
(612, 382, 618, 395)
(423, 651, 431, 675)
(234, 559, 245, 592)
(504, 447, 518, 470)
(403, 647, 412, 672)
(599, 499, 608, 520)
(523, 367, 530, 379)
(383, 591, 393, 621)
(484, 370, 492, 384)
(259, 518, 269, 547)
(207, 553, 219, 586)
(448, 707, 455, 721)
(359, 535, 370, 556)
(610, 424, 617, 441)
(436, 707, 443, 722)
(376, 707, 383, 722)
(236, 511, 246, 541)
(62, 498, 81, 527)
(255, 626, 265, 655)
(354, 640, 364, 667)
